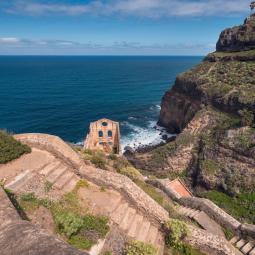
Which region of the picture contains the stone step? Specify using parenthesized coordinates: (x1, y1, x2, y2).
(236, 239, 248, 249)
(62, 175, 80, 193)
(185, 208, 194, 217)
(54, 171, 74, 190)
(145, 225, 158, 245)
(231, 236, 241, 245)
(241, 242, 254, 255)
(46, 166, 67, 184)
(128, 214, 143, 238)
(119, 207, 136, 232)
(5, 170, 34, 191)
(40, 161, 61, 176)
(136, 220, 151, 243)
(249, 247, 255, 255)
(111, 202, 129, 225)
(189, 210, 200, 218)
(110, 198, 123, 215)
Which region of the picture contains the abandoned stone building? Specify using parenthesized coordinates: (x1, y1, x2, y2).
(84, 118, 121, 154)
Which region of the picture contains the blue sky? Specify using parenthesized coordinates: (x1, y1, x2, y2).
(0, 0, 252, 55)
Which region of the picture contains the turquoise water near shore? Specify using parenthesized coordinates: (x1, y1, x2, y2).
(0, 56, 202, 148)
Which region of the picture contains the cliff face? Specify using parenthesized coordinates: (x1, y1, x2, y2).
(216, 13, 255, 52)
(132, 14, 255, 196)
(159, 14, 255, 134)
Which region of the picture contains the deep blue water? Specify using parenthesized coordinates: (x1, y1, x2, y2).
(0, 56, 202, 148)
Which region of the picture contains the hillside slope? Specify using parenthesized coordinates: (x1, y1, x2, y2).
(128, 14, 255, 203)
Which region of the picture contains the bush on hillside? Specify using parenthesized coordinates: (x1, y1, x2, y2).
(118, 166, 143, 181)
(125, 241, 158, 255)
(165, 219, 190, 250)
(0, 130, 31, 164)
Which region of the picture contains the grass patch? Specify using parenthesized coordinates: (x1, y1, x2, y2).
(200, 159, 220, 175)
(134, 180, 165, 206)
(16, 181, 110, 251)
(125, 241, 158, 255)
(0, 130, 31, 164)
(118, 166, 143, 181)
(200, 191, 255, 224)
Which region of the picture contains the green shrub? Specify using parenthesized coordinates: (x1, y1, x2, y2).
(91, 152, 106, 169)
(200, 191, 255, 224)
(54, 210, 84, 237)
(102, 251, 112, 255)
(200, 159, 220, 175)
(113, 156, 130, 171)
(68, 235, 95, 250)
(118, 166, 143, 181)
(82, 214, 109, 237)
(125, 241, 158, 255)
(44, 181, 53, 193)
(0, 130, 31, 164)
(239, 109, 254, 126)
(108, 153, 117, 160)
(223, 228, 235, 240)
(165, 219, 190, 250)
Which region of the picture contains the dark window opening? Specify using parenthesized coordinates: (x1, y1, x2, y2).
(108, 130, 112, 137)
(98, 131, 103, 137)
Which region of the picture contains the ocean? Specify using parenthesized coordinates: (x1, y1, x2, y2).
(0, 56, 202, 149)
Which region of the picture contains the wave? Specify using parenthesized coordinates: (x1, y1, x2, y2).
(121, 120, 174, 152)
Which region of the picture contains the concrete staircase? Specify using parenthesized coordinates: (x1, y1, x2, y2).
(5, 159, 80, 194)
(110, 199, 164, 255)
(230, 237, 255, 255)
(177, 205, 225, 237)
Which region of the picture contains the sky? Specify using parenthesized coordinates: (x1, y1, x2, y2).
(0, 0, 253, 55)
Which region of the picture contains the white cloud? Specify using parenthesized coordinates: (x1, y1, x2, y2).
(0, 37, 20, 43)
(2, 0, 251, 18)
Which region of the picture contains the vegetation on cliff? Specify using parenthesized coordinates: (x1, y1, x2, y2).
(0, 130, 31, 164)
(12, 180, 110, 251)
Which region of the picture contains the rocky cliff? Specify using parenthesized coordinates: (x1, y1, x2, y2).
(159, 14, 255, 133)
(129, 14, 255, 198)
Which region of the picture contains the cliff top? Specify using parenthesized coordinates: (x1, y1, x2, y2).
(216, 13, 255, 52)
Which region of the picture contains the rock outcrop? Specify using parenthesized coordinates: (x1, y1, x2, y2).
(216, 14, 255, 52)
(159, 14, 255, 134)
(138, 13, 255, 197)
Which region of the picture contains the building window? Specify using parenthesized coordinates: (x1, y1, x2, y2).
(102, 122, 108, 127)
(99, 141, 104, 145)
(98, 131, 103, 137)
(108, 142, 113, 145)
(108, 130, 112, 137)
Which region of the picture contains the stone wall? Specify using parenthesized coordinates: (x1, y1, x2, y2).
(180, 197, 241, 231)
(0, 188, 20, 228)
(14, 133, 83, 171)
(148, 179, 255, 239)
(187, 226, 242, 255)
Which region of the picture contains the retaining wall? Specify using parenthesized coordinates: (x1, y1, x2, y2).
(148, 179, 255, 239)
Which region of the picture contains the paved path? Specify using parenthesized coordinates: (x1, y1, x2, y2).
(2, 148, 164, 255)
(230, 236, 255, 255)
(78, 184, 164, 255)
(176, 205, 225, 237)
